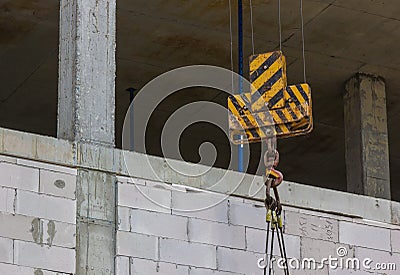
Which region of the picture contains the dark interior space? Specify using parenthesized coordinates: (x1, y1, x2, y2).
(0, 0, 399, 201)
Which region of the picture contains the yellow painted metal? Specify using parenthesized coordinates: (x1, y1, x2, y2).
(278, 215, 283, 228)
(268, 169, 281, 180)
(228, 93, 275, 144)
(228, 51, 313, 143)
(266, 209, 272, 222)
(249, 51, 287, 111)
(272, 83, 313, 138)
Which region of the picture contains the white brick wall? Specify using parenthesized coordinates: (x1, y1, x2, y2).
(116, 256, 130, 275)
(42, 219, 76, 248)
(0, 263, 41, 275)
(339, 221, 391, 251)
(15, 190, 75, 224)
(228, 200, 265, 229)
(115, 179, 400, 275)
(0, 163, 39, 191)
(188, 218, 245, 249)
(0, 212, 35, 241)
(0, 237, 13, 264)
(14, 240, 75, 273)
(0, 263, 70, 275)
(285, 211, 339, 242)
(39, 169, 76, 199)
(246, 227, 300, 259)
(0, 186, 14, 213)
(300, 237, 355, 261)
(2, 156, 400, 275)
(131, 209, 188, 240)
(216, 246, 263, 274)
(172, 190, 229, 223)
(356, 247, 399, 274)
(116, 231, 158, 260)
(131, 258, 189, 275)
(118, 182, 172, 213)
(160, 238, 217, 269)
(328, 268, 377, 275)
(0, 213, 75, 248)
(0, 157, 77, 274)
(392, 229, 400, 253)
(189, 266, 243, 275)
(118, 206, 131, 231)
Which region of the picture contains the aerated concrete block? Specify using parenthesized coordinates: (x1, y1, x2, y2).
(159, 238, 217, 269)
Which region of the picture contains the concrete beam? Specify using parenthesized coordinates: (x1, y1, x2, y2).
(58, 0, 116, 146)
(344, 73, 390, 199)
(1, 127, 399, 225)
(58, 0, 117, 274)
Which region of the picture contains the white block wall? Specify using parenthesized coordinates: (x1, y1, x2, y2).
(0, 154, 399, 275)
(0, 156, 76, 274)
(116, 178, 400, 275)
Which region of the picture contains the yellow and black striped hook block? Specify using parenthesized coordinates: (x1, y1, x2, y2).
(228, 51, 313, 144)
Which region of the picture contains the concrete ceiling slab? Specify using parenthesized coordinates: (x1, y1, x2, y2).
(0, 49, 57, 135)
(286, 4, 400, 69)
(333, 0, 400, 20)
(0, 0, 399, 200)
(0, 3, 58, 102)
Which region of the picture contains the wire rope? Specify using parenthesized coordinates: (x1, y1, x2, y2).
(249, 0, 255, 55)
(278, 0, 282, 51)
(228, 0, 234, 93)
(300, 0, 307, 82)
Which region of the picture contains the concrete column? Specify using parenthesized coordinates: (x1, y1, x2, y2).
(344, 73, 390, 199)
(58, 0, 117, 274)
(58, 0, 116, 146)
(75, 170, 116, 274)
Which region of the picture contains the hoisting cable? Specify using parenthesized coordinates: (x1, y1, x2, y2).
(263, 209, 272, 275)
(300, 0, 307, 83)
(268, 216, 276, 275)
(238, 0, 244, 172)
(249, 0, 255, 55)
(274, 187, 289, 275)
(275, 217, 287, 275)
(278, 214, 290, 275)
(228, 0, 234, 93)
(278, 0, 282, 52)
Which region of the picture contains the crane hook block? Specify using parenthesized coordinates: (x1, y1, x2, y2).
(228, 51, 313, 144)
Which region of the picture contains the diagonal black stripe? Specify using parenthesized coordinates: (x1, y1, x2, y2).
(275, 109, 288, 124)
(250, 52, 279, 83)
(229, 95, 247, 117)
(287, 105, 298, 120)
(251, 69, 283, 104)
(274, 124, 282, 134)
(286, 86, 305, 115)
(266, 89, 284, 109)
(229, 96, 260, 138)
(297, 84, 309, 102)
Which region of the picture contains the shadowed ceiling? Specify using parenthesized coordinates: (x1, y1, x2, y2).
(0, 0, 399, 200)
